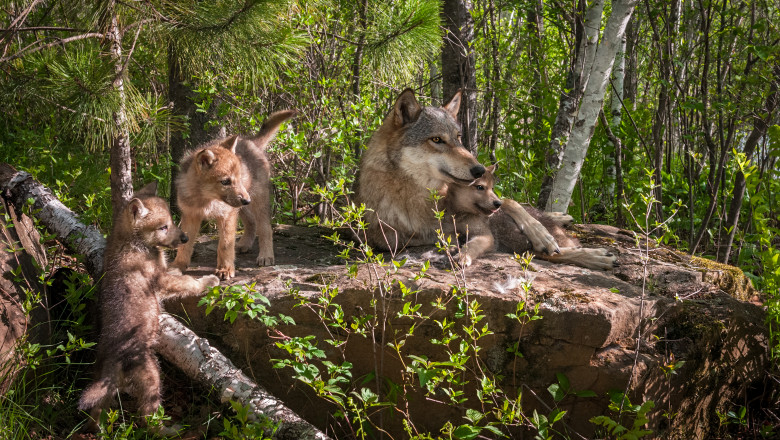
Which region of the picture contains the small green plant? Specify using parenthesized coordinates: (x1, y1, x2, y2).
(220, 400, 278, 440)
(590, 392, 654, 439)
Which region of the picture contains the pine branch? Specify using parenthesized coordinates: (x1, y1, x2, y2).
(0, 33, 104, 64)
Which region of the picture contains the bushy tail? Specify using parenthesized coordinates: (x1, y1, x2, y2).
(78, 376, 115, 411)
(249, 110, 296, 150)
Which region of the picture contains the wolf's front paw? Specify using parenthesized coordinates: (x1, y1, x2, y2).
(215, 266, 235, 280)
(236, 238, 254, 254)
(199, 275, 220, 289)
(525, 224, 559, 255)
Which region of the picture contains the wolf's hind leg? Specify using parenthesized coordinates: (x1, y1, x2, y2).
(545, 212, 575, 228)
(540, 247, 618, 270)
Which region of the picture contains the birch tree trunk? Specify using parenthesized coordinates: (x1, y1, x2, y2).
(604, 31, 626, 203)
(442, 0, 478, 155)
(537, 0, 605, 209)
(0, 164, 330, 440)
(545, 0, 640, 213)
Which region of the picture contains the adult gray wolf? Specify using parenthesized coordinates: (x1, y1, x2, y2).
(78, 182, 219, 433)
(443, 164, 618, 270)
(356, 89, 486, 252)
(172, 110, 295, 280)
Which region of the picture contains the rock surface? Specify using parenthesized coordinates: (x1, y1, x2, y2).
(169, 223, 770, 439)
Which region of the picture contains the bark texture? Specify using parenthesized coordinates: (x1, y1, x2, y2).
(546, 0, 640, 213)
(537, 0, 605, 209)
(441, 0, 477, 155)
(105, 2, 134, 216)
(158, 314, 331, 440)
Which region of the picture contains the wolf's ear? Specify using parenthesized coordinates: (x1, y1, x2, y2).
(393, 89, 422, 127)
(196, 149, 217, 170)
(486, 163, 497, 174)
(135, 181, 158, 197)
(219, 135, 239, 153)
(442, 90, 462, 119)
(128, 198, 149, 220)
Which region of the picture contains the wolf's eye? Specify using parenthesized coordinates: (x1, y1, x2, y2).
(475, 185, 485, 191)
(221, 178, 231, 186)
(159, 225, 168, 232)
(430, 137, 444, 144)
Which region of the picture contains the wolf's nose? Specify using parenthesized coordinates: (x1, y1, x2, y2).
(493, 200, 502, 208)
(180, 233, 189, 244)
(240, 198, 251, 205)
(470, 165, 485, 178)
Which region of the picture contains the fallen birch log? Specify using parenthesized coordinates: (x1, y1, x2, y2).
(0, 163, 331, 440)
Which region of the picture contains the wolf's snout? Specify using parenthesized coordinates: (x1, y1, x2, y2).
(470, 165, 486, 179)
(240, 197, 251, 206)
(493, 200, 503, 208)
(180, 233, 189, 244)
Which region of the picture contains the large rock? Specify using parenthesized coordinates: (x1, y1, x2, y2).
(169, 224, 769, 439)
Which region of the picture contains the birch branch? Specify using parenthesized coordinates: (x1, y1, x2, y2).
(0, 163, 330, 440)
(158, 314, 331, 440)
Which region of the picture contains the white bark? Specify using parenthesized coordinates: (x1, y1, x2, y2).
(0, 164, 105, 275)
(538, 0, 605, 208)
(546, 0, 640, 213)
(158, 314, 331, 440)
(605, 32, 627, 200)
(0, 163, 330, 440)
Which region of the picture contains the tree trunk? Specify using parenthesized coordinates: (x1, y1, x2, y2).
(717, 64, 780, 263)
(546, 0, 639, 213)
(0, 164, 329, 440)
(106, 2, 133, 217)
(167, 44, 227, 214)
(441, 0, 477, 155)
(537, 0, 605, 209)
(604, 28, 626, 204)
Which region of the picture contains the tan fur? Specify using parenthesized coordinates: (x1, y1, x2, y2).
(78, 183, 219, 433)
(356, 89, 485, 252)
(172, 110, 295, 279)
(443, 167, 618, 270)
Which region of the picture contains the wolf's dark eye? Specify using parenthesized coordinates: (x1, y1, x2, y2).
(431, 137, 444, 144)
(159, 225, 168, 232)
(221, 178, 231, 186)
(475, 185, 485, 191)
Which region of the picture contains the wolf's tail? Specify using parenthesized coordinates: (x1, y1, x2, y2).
(78, 376, 116, 411)
(249, 110, 296, 150)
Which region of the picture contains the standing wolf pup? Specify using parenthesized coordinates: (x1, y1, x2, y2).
(443, 165, 618, 270)
(356, 89, 486, 251)
(172, 110, 295, 280)
(78, 182, 219, 433)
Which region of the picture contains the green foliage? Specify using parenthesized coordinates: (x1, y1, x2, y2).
(590, 392, 655, 440)
(220, 401, 278, 440)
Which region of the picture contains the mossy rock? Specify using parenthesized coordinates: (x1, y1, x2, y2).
(689, 255, 756, 301)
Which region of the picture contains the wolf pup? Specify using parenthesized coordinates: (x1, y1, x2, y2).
(78, 182, 219, 433)
(443, 165, 618, 270)
(356, 89, 487, 252)
(172, 110, 295, 280)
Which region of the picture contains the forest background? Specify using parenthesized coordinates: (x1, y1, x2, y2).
(0, 0, 778, 438)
